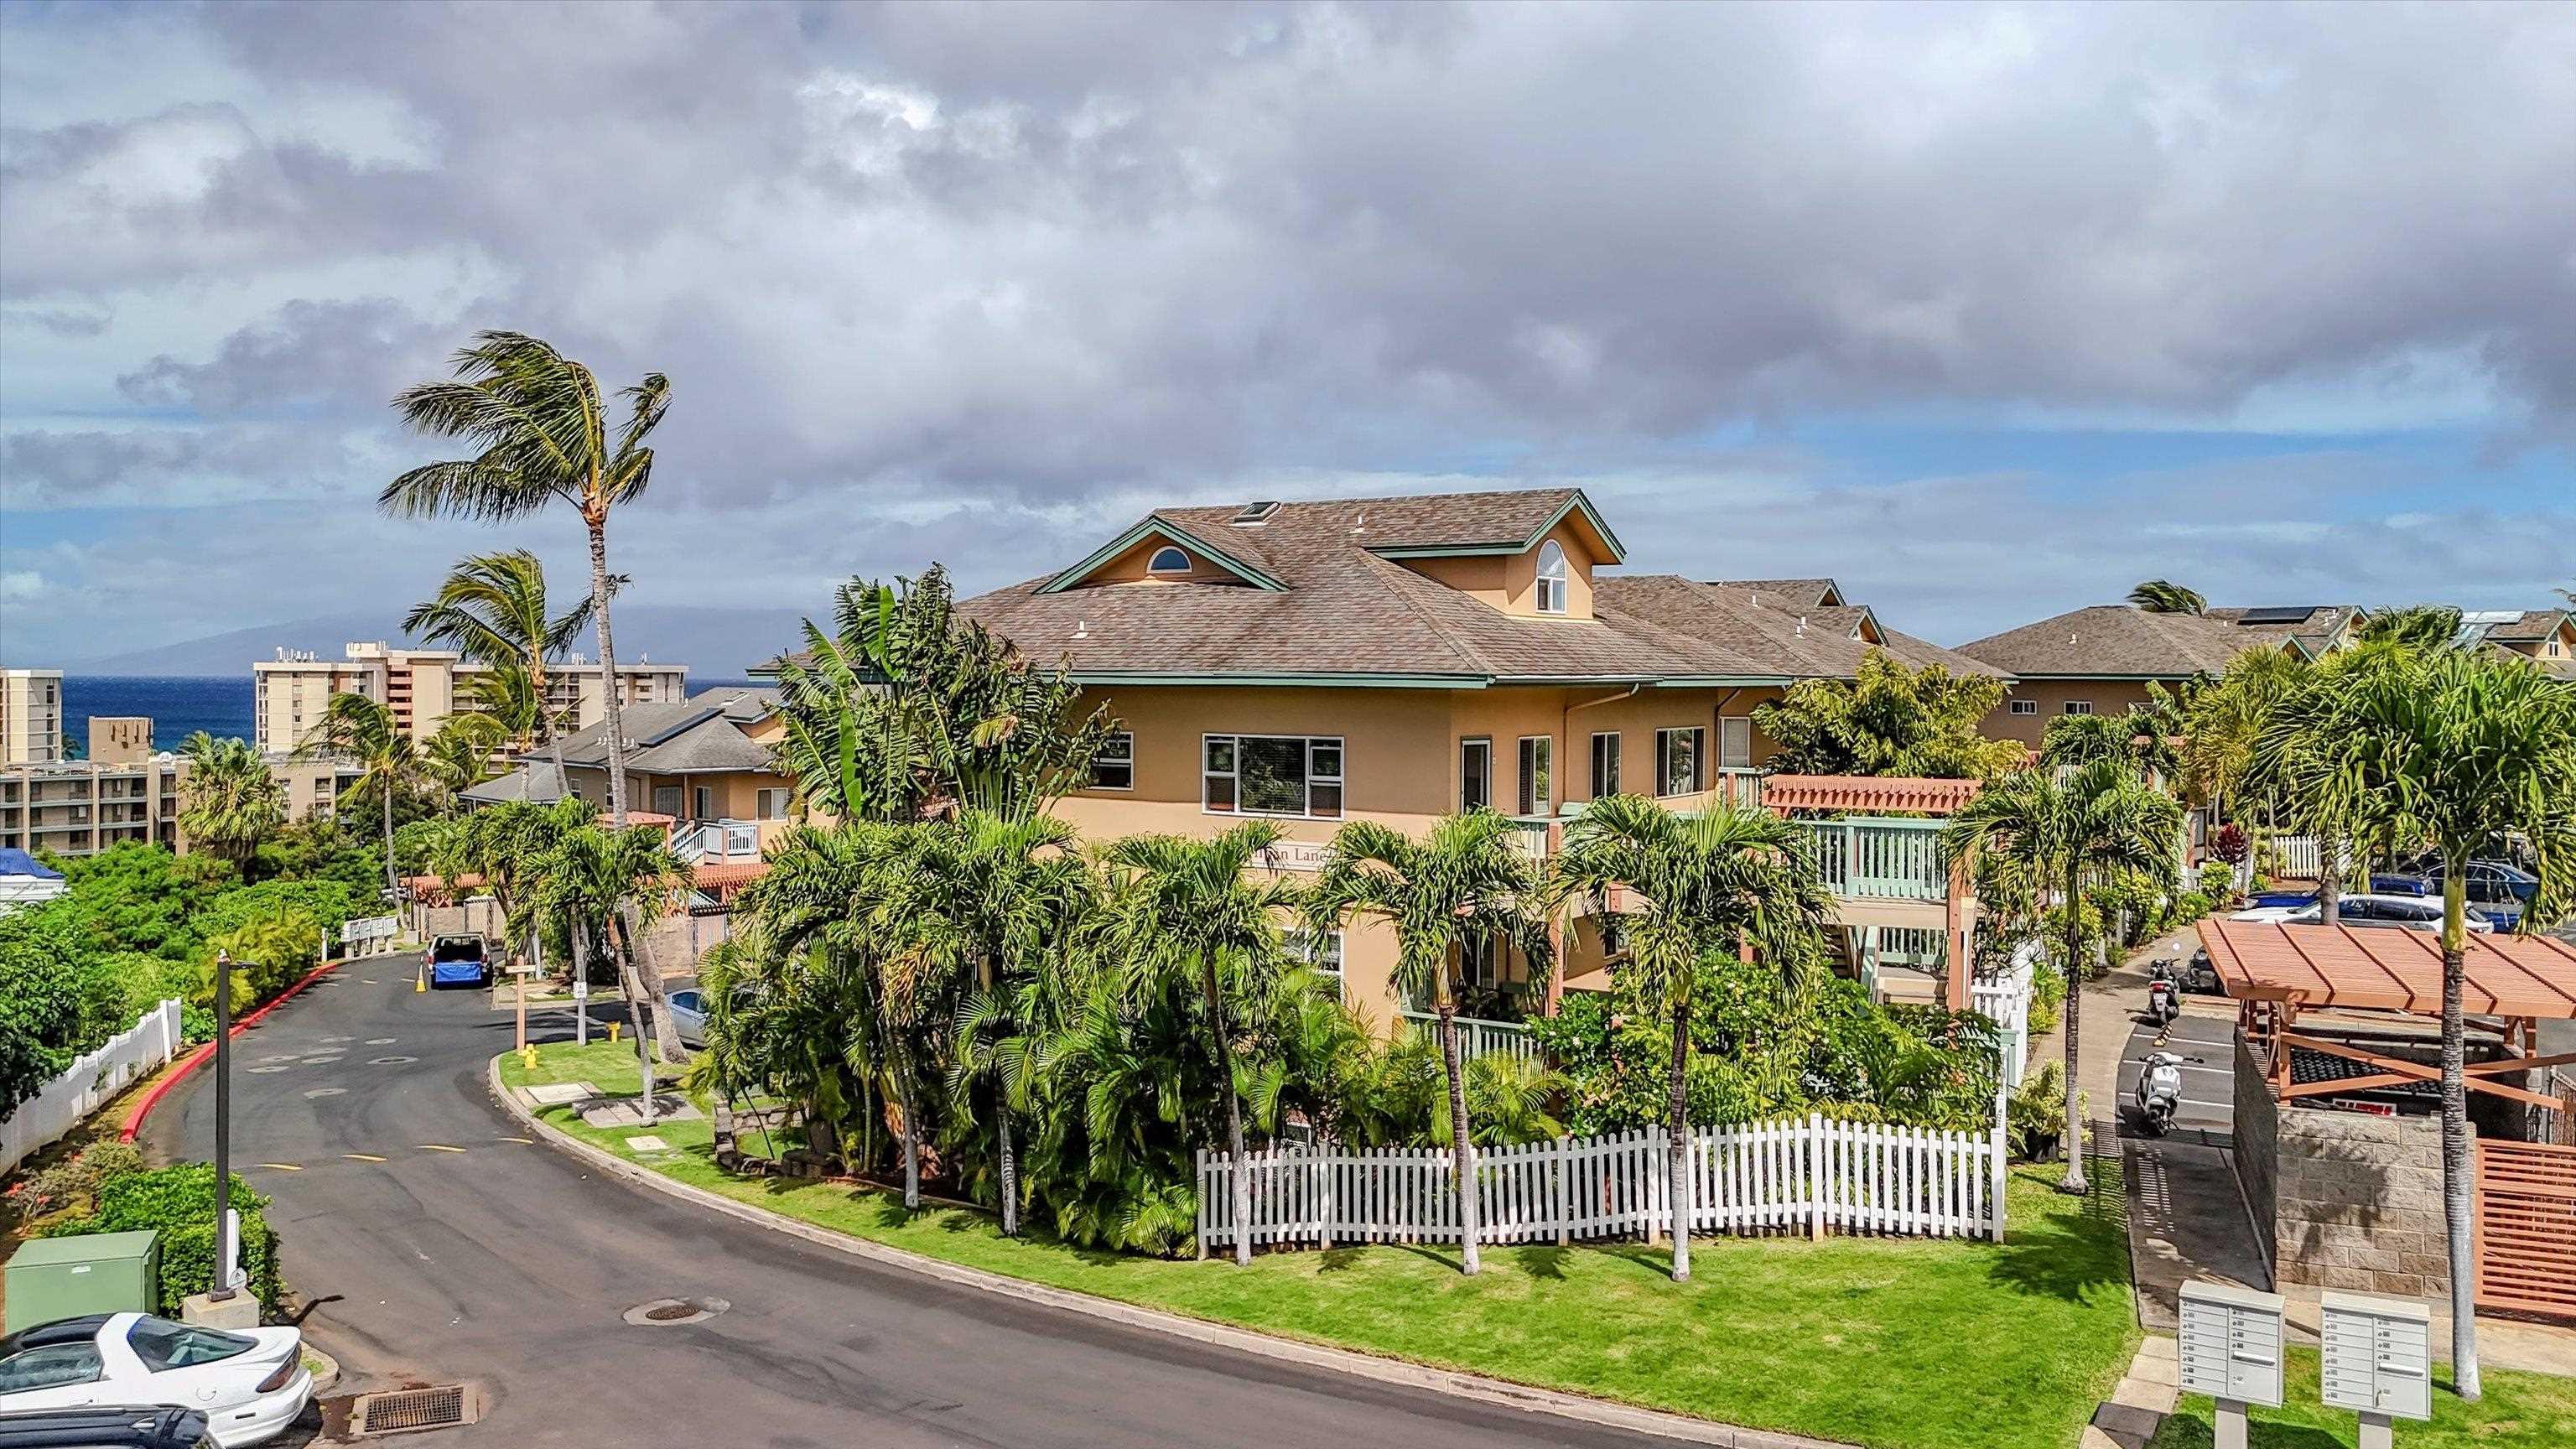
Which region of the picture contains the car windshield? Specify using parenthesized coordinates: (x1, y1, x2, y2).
(126, 1317, 256, 1372)
(0, 1343, 103, 1392)
(432, 938, 483, 963)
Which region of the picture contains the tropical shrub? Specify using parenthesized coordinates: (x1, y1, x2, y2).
(6, 1140, 146, 1220)
(44, 1164, 283, 1314)
(0, 906, 100, 1117)
(2007, 1062, 2082, 1161)
(1753, 649, 2023, 779)
(196, 909, 326, 1015)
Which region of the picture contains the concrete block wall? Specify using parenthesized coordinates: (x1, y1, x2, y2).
(2271, 1106, 2449, 1299)
(2231, 1036, 2278, 1275)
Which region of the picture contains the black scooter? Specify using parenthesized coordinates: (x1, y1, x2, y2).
(2145, 969, 2179, 1030)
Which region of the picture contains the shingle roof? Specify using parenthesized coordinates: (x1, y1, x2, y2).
(550, 688, 778, 771)
(956, 487, 2002, 685)
(1704, 579, 1842, 610)
(1957, 605, 2361, 678)
(460, 761, 571, 806)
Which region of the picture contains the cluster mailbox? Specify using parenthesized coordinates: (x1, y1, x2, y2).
(2180, 1279, 2285, 1447)
(2322, 1291, 2432, 1435)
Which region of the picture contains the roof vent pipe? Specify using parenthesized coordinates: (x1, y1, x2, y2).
(1352, 512, 1365, 533)
(1796, 615, 1805, 634)
(1072, 620, 1088, 639)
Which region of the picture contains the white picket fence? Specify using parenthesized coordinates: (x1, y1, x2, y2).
(1198, 1110, 2006, 1254)
(1, 1000, 184, 1177)
(2269, 834, 2320, 880)
(1972, 943, 2041, 1090)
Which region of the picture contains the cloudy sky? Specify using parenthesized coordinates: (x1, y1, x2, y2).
(4, 1, 2571, 666)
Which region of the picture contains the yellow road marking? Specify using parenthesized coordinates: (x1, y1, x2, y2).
(416, 1144, 467, 1153)
(253, 1162, 302, 1171)
(343, 1153, 387, 1163)
(496, 1136, 534, 1145)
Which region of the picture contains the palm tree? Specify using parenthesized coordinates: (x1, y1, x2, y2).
(297, 693, 424, 903)
(176, 732, 286, 870)
(2127, 579, 2207, 615)
(384, 335, 666, 828)
(1554, 796, 1831, 1281)
(1300, 813, 1552, 1276)
(1101, 823, 1301, 1268)
(402, 548, 595, 759)
(2354, 605, 2464, 652)
(422, 714, 506, 797)
(1940, 761, 2183, 1192)
(2265, 648, 2576, 1400)
(533, 820, 687, 1120)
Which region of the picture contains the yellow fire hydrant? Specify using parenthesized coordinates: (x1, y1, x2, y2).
(519, 1046, 539, 1071)
(606, 1021, 622, 1044)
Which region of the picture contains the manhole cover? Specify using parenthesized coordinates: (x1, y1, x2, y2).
(369, 1056, 418, 1065)
(352, 1384, 478, 1435)
(622, 1296, 728, 1327)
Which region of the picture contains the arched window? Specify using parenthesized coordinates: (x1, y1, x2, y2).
(1535, 540, 1569, 614)
(1147, 546, 1192, 575)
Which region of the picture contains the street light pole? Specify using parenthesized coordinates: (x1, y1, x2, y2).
(209, 949, 236, 1302)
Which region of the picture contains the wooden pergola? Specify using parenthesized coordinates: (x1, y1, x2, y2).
(2195, 919, 2576, 1111)
(1764, 774, 1982, 1010)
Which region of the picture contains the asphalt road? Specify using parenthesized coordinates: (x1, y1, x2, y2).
(2111, 1000, 2236, 1144)
(148, 958, 1669, 1448)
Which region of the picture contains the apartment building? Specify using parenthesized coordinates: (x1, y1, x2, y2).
(1955, 604, 2364, 748)
(0, 755, 183, 858)
(1, 668, 65, 765)
(929, 487, 2003, 1031)
(253, 642, 687, 752)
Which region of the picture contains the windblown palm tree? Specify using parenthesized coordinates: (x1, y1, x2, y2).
(1554, 796, 1831, 1281)
(402, 549, 595, 759)
(297, 693, 426, 903)
(1300, 813, 1552, 1276)
(2354, 605, 2464, 652)
(176, 732, 287, 870)
(2264, 648, 2576, 1400)
(1102, 823, 1302, 1268)
(1940, 761, 2182, 1192)
(2127, 579, 2207, 615)
(422, 714, 507, 797)
(533, 820, 687, 1120)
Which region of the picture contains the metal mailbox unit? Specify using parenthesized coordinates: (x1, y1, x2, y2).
(2180, 1280, 2286, 1449)
(2322, 1291, 2432, 1446)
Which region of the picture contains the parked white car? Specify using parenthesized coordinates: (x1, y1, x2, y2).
(2231, 895, 2493, 933)
(0, 1314, 309, 1447)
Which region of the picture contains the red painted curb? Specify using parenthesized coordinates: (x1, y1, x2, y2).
(119, 955, 356, 1144)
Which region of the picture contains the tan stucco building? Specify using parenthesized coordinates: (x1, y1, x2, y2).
(1, 668, 65, 765)
(1, 756, 183, 858)
(254, 642, 688, 754)
(1955, 604, 2364, 748)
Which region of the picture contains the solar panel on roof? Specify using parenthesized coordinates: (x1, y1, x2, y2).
(2235, 606, 2316, 625)
(2459, 610, 2519, 625)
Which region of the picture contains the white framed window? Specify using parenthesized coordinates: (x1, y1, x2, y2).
(1091, 731, 1135, 790)
(1589, 731, 1620, 797)
(1287, 927, 1344, 998)
(1203, 735, 1343, 818)
(1147, 545, 1192, 574)
(756, 787, 792, 819)
(1535, 539, 1569, 615)
(1654, 727, 1703, 797)
(1459, 737, 1493, 812)
(1718, 715, 1753, 771)
(2008, 699, 2038, 716)
(1516, 735, 1550, 815)
(2064, 700, 2096, 715)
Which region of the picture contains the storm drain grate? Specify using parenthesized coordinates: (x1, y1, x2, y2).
(353, 1384, 475, 1436)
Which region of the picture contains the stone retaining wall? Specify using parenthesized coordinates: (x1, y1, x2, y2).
(2231, 1036, 2278, 1275)
(2271, 1104, 2449, 1298)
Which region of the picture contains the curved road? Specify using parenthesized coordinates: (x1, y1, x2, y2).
(150, 959, 1665, 1447)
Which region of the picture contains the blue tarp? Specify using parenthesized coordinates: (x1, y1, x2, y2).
(0, 848, 65, 880)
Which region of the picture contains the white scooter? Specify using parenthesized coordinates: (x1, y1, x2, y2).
(2135, 1051, 2184, 1136)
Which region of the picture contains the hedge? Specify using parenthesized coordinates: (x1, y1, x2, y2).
(44, 1163, 283, 1317)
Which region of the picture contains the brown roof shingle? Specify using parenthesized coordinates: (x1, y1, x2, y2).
(1957, 605, 2361, 678)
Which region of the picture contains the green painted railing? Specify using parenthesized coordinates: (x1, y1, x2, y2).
(1400, 1010, 1541, 1064)
(1799, 817, 1947, 901)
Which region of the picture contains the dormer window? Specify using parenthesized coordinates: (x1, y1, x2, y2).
(1147, 546, 1192, 575)
(1535, 540, 1568, 615)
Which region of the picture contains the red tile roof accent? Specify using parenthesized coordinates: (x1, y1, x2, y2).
(2197, 920, 2576, 1019)
(690, 860, 771, 900)
(1761, 775, 1986, 815)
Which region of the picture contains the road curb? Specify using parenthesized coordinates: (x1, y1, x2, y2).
(487, 1055, 1852, 1449)
(120, 957, 348, 1145)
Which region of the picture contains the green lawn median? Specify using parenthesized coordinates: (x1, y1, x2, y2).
(500, 1041, 2137, 1449)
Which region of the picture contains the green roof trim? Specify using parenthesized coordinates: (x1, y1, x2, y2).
(1036, 517, 1289, 595)
(1361, 491, 1628, 564)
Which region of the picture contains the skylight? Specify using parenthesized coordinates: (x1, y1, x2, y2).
(1230, 501, 1280, 525)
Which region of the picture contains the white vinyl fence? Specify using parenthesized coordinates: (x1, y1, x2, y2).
(1972, 943, 2041, 1090)
(1198, 1110, 2006, 1254)
(1, 999, 184, 1177)
(2269, 834, 2320, 880)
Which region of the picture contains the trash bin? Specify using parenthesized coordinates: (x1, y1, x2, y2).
(4, 1231, 161, 1332)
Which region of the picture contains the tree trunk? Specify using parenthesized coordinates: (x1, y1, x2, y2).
(1668, 989, 1693, 1282)
(382, 771, 400, 904)
(2319, 831, 2343, 927)
(2059, 862, 2088, 1194)
(1201, 958, 1253, 1269)
(1436, 992, 1481, 1276)
(624, 901, 688, 1065)
(995, 1087, 1019, 1237)
(2438, 873, 2482, 1400)
(588, 517, 629, 827)
(610, 920, 655, 1124)
(896, 1052, 922, 1210)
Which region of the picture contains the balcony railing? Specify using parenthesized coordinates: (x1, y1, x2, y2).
(1398, 1010, 1540, 1064)
(1798, 816, 1948, 901)
(1506, 814, 1554, 864)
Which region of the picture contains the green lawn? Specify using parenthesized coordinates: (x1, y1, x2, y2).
(500, 1043, 2138, 1449)
(2151, 1347, 2576, 1449)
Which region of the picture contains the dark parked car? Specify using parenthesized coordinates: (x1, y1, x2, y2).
(428, 934, 492, 989)
(0, 1407, 216, 1448)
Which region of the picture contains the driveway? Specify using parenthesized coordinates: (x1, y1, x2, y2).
(146, 958, 1675, 1448)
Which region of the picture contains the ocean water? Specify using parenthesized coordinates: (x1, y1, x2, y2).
(58, 677, 254, 753)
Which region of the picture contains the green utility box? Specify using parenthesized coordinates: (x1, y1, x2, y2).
(4, 1231, 160, 1332)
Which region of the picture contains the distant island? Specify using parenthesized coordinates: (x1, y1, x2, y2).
(65, 603, 810, 678)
